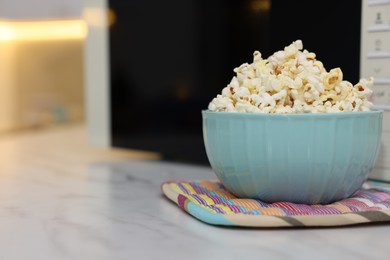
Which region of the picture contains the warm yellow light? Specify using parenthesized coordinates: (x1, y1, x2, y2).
(0, 24, 15, 41)
(0, 20, 87, 42)
(83, 7, 115, 27)
(249, 0, 271, 12)
(107, 8, 116, 27)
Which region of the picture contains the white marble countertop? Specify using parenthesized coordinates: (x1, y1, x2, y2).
(0, 125, 389, 260)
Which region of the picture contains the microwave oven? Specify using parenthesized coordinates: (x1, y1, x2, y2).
(84, 0, 390, 181)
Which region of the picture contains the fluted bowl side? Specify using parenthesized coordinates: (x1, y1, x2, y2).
(202, 110, 383, 204)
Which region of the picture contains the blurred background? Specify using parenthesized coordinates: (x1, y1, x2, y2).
(0, 0, 85, 133)
(0, 0, 388, 173)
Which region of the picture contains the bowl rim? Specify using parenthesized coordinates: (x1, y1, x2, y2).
(202, 109, 383, 118)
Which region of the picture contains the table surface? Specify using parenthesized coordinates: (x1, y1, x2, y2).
(0, 125, 389, 260)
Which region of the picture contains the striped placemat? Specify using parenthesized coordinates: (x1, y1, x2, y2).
(161, 180, 390, 227)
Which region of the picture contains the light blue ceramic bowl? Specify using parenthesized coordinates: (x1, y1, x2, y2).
(202, 110, 383, 204)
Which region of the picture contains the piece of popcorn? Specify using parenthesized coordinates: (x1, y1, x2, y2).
(354, 77, 374, 99)
(292, 100, 305, 113)
(221, 86, 232, 97)
(242, 78, 252, 89)
(303, 92, 315, 103)
(253, 51, 262, 62)
(251, 78, 262, 90)
(275, 105, 293, 114)
(235, 99, 253, 113)
(259, 93, 276, 109)
(324, 68, 343, 90)
(262, 106, 274, 114)
(326, 106, 342, 113)
(293, 77, 303, 89)
(272, 89, 287, 101)
(341, 101, 354, 112)
(237, 87, 251, 98)
(320, 92, 340, 104)
(230, 77, 239, 88)
(303, 104, 313, 113)
(362, 100, 373, 110)
(290, 89, 305, 102)
(209, 95, 233, 111)
(270, 76, 283, 92)
(311, 105, 326, 113)
(352, 99, 364, 111)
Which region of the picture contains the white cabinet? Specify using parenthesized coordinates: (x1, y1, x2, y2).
(361, 0, 390, 181)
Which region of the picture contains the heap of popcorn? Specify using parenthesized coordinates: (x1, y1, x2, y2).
(208, 40, 373, 114)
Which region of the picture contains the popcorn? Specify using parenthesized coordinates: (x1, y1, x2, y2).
(209, 40, 374, 113)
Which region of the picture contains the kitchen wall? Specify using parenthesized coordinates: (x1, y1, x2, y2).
(0, 0, 82, 19)
(0, 0, 85, 132)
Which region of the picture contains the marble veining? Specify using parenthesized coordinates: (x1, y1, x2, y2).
(0, 125, 389, 260)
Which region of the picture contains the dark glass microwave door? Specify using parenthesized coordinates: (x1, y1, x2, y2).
(108, 0, 361, 164)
